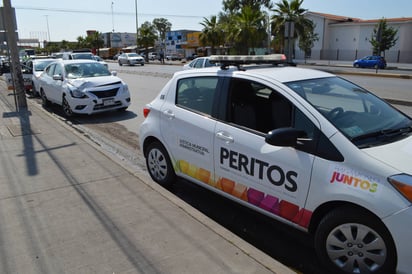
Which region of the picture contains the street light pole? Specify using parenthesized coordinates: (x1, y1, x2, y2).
(135, 0, 138, 37)
(3, 0, 27, 110)
(44, 15, 51, 41)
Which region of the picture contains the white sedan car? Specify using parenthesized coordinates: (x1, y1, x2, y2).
(38, 59, 131, 117)
(183, 56, 218, 70)
(118, 53, 144, 66)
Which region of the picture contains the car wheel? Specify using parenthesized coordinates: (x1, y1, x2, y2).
(118, 61, 122, 66)
(354, 63, 360, 68)
(374, 64, 379, 69)
(31, 81, 37, 96)
(145, 142, 176, 186)
(314, 206, 396, 274)
(62, 97, 74, 117)
(40, 90, 51, 108)
(141, 63, 144, 66)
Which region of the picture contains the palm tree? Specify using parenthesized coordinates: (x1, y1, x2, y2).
(152, 18, 171, 42)
(137, 21, 158, 61)
(200, 15, 223, 55)
(233, 5, 267, 55)
(271, 0, 314, 60)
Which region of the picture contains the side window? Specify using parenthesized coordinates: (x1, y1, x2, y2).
(54, 64, 63, 77)
(176, 77, 218, 116)
(229, 79, 294, 133)
(194, 59, 204, 68)
(46, 64, 55, 77)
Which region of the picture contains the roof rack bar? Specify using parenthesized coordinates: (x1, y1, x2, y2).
(209, 54, 289, 69)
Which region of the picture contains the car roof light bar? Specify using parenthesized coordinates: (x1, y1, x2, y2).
(209, 54, 288, 70)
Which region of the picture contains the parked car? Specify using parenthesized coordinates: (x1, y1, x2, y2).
(92, 55, 108, 68)
(62, 52, 95, 60)
(140, 54, 412, 274)
(166, 53, 182, 61)
(118, 53, 145, 66)
(353, 55, 387, 69)
(148, 52, 159, 61)
(113, 53, 121, 60)
(183, 57, 219, 70)
(38, 59, 130, 117)
(26, 58, 56, 96)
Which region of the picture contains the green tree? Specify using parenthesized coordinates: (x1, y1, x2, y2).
(216, 1, 270, 55)
(200, 15, 223, 55)
(232, 5, 267, 54)
(87, 31, 104, 54)
(137, 21, 158, 61)
(271, 0, 314, 60)
(370, 18, 398, 57)
(223, 0, 272, 12)
(152, 18, 171, 42)
(298, 29, 319, 63)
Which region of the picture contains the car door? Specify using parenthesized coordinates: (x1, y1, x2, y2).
(213, 78, 316, 228)
(45, 62, 64, 104)
(159, 75, 220, 186)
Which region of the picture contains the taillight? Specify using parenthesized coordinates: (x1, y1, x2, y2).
(143, 107, 151, 118)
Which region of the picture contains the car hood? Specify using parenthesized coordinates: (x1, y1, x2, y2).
(67, 76, 122, 89)
(363, 135, 412, 174)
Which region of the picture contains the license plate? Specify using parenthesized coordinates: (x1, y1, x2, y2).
(103, 98, 115, 106)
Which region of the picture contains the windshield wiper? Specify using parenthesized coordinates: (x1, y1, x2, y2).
(351, 126, 412, 142)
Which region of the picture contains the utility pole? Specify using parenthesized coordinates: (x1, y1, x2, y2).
(3, 0, 27, 110)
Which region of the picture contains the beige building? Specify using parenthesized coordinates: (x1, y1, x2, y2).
(298, 12, 412, 63)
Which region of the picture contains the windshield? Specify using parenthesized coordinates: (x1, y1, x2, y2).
(72, 53, 94, 60)
(34, 60, 55, 71)
(65, 62, 111, 79)
(285, 76, 411, 147)
(127, 53, 139, 57)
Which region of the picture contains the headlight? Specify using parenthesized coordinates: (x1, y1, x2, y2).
(69, 86, 88, 98)
(388, 174, 412, 203)
(122, 84, 130, 94)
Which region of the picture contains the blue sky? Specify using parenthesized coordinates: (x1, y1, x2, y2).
(9, 0, 412, 42)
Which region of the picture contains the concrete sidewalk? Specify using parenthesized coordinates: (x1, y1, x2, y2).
(0, 85, 295, 273)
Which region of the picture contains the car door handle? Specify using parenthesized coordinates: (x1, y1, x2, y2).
(216, 131, 234, 143)
(163, 109, 175, 119)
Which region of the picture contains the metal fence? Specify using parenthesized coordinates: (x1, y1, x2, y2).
(295, 49, 412, 63)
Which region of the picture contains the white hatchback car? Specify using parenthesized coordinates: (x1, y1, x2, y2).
(140, 55, 412, 274)
(38, 59, 131, 116)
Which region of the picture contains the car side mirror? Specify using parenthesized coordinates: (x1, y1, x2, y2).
(52, 74, 63, 81)
(265, 127, 306, 147)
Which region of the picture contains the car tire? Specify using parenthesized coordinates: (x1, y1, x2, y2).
(354, 63, 360, 68)
(314, 206, 396, 274)
(145, 142, 176, 187)
(31, 81, 37, 96)
(118, 61, 122, 66)
(40, 90, 51, 108)
(62, 97, 74, 117)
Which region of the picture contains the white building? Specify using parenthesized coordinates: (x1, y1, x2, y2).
(298, 12, 412, 63)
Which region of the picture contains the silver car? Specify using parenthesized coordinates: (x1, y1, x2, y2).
(118, 53, 144, 66)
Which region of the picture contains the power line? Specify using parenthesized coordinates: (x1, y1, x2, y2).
(14, 5, 204, 19)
